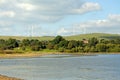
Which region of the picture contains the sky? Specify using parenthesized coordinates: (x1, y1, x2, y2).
(0, 0, 120, 36)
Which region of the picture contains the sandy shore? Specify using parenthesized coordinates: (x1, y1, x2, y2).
(0, 75, 22, 80)
(0, 52, 51, 59)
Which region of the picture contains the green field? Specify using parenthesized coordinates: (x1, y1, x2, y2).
(0, 33, 119, 41)
(0, 36, 55, 41)
(65, 33, 120, 40)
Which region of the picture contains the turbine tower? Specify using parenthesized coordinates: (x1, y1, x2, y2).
(83, 27, 86, 34)
(31, 25, 34, 37)
(72, 24, 76, 35)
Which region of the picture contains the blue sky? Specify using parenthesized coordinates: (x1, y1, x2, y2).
(0, 0, 120, 36)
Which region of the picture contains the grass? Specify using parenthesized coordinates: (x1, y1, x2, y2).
(40, 49, 57, 52)
(0, 33, 119, 41)
(0, 36, 54, 41)
(0, 49, 60, 59)
(64, 33, 120, 40)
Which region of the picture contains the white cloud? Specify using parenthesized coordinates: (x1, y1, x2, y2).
(0, 0, 6, 4)
(17, 3, 36, 11)
(76, 14, 120, 28)
(57, 28, 69, 35)
(0, 0, 102, 36)
(58, 14, 120, 35)
(108, 14, 120, 22)
(0, 21, 13, 27)
(70, 2, 101, 14)
(0, 11, 15, 18)
(3, 27, 11, 31)
(0, 0, 101, 23)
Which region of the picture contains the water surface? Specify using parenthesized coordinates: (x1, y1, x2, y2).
(0, 54, 120, 80)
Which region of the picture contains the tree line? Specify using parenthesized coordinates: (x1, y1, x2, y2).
(0, 36, 120, 53)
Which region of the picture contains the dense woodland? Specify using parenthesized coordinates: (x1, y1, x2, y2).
(0, 35, 120, 53)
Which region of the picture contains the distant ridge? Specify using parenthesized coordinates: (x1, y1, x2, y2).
(0, 33, 119, 40)
(65, 33, 120, 40)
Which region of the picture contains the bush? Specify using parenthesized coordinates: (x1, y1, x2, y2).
(96, 43, 107, 52)
(31, 46, 40, 51)
(58, 47, 64, 52)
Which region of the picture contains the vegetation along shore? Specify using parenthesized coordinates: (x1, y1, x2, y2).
(0, 33, 119, 57)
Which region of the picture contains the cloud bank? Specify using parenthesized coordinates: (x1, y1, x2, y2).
(58, 14, 120, 35)
(0, 0, 101, 23)
(0, 0, 103, 36)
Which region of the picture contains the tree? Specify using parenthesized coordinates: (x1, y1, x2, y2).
(77, 41, 84, 47)
(46, 43, 54, 50)
(67, 41, 74, 49)
(107, 44, 120, 52)
(58, 40, 68, 48)
(67, 40, 78, 49)
(29, 39, 42, 51)
(58, 47, 64, 52)
(21, 39, 30, 47)
(89, 37, 98, 47)
(0, 39, 6, 50)
(84, 46, 90, 52)
(100, 39, 109, 44)
(114, 38, 120, 44)
(31, 45, 40, 51)
(52, 35, 65, 44)
(30, 39, 42, 47)
(5, 38, 19, 50)
(77, 47, 84, 52)
(96, 43, 107, 52)
(89, 46, 97, 52)
(54, 44, 59, 50)
(41, 41, 48, 49)
(109, 40, 115, 44)
(109, 45, 120, 52)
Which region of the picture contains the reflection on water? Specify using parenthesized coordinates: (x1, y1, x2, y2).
(0, 54, 120, 80)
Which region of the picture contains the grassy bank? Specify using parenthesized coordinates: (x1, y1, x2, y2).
(0, 49, 60, 58)
(0, 50, 120, 59)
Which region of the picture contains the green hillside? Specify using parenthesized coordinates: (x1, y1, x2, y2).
(65, 33, 120, 40)
(0, 33, 119, 41)
(0, 36, 55, 41)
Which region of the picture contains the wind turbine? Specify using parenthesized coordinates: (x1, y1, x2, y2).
(83, 27, 86, 34)
(72, 24, 77, 35)
(79, 24, 86, 34)
(28, 24, 34, 39)
(31, 25, 34, 37)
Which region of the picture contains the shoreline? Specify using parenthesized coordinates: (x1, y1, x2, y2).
(0, 52, 67, 59)
(0, 74, 22, 80)
(0, 52, 120, 59)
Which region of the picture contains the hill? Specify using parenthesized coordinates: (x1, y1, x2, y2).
(65, 33, 120, 40)
(0, 36, 55, 41)
(0, 33, 119, 41)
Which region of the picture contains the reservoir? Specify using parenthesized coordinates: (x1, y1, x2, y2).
(0, 54, 120, 80)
